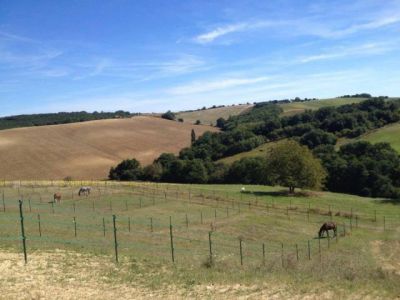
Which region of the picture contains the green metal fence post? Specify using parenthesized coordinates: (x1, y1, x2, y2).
(113, 215, 118, 263)
(18, 200, 27, 264)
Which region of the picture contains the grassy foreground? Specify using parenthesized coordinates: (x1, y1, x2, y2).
(1, 181, 399, 298)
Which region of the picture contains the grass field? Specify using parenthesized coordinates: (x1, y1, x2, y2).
(218, 140, 285, 164)
(337, 122, 400, 153)
(0, 116, 217, 181)
(1, 181, 399, 298)
(176, 104, 253, 125)
(278, 97, 369, 116)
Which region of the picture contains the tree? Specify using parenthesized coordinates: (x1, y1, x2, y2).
(191, 129, 196, 145)
(195, 120, 201, 125)
(161, 111, 176, 120)
(266, 140, 327, 193)
(109, 159, 142, 181)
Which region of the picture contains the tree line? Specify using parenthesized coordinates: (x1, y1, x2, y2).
(0, 111, 138, 130)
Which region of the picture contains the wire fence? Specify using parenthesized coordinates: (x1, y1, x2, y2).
(1, 182, 399, 269)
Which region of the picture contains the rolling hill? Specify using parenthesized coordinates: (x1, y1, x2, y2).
(278, 97, 370, 116)
(337, 122, 400, 153)
(176, 104, 253, 125)
(176, 97, 377, 125)
(0, 116, 217, 180)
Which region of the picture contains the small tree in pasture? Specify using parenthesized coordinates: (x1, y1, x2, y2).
(266, 140, 326, 193)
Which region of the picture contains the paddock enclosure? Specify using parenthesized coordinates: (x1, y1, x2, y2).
(1, 181, 400, 297)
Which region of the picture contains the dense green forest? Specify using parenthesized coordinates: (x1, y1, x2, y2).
(110, 97, 400, 199)
(0, 111, 137, 130)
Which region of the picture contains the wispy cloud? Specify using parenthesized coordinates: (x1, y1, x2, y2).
(193, 21, 276, 44)
(167, 76, 269, 95)
(308, 14, 400, 38)
(299, 42, 395, 63)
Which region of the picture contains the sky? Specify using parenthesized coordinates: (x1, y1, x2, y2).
(1, 0, 400, 116)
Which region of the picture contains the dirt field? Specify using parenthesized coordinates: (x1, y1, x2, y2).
(0, 116, 217, 180)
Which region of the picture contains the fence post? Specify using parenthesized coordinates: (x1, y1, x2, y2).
(208, 231, 213, 265)
(200, 211, 203, 224)
(296, 244, 299, 261)
(28, 198, 32, 213)
(103, 217, 106, 237)
(343, 223, 346, 236)
(2, 191, 5, 212)
(128, 217, 131, 232)
(185, 214, 189, 229)
(308, 240, 311, 260)
(383, 216, 386, 231)
(73, 202, 76, 214)
(18, 200, 27, 264)
(239, 239, 243, 266)
(318, 238, 321, 261)
(113, 215, 118, 263)
(281, 243, 284, 268)
(37, 214, 42, 237)
(355, 215, 358, 228)
(327, 235, 330, 248)
(262, 243, 266, 266)
(214, 209, 217, 220)
(73, 216, 77, 237)
(169, 217, 175, 263)
(150, 217, 153, 232)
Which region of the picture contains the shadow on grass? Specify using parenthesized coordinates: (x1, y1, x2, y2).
(242, 190, 315, 198)
(374, 198, 400, 205)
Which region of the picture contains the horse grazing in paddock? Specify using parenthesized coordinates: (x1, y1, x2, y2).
(53, 192, 62, 203)
(78, 186, 91, 196)
(318, 222, 337, 238)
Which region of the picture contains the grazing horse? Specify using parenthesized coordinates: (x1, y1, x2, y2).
(318, 222, 337, 238)
(78, 186, 91, 196)
(53, 192, 62, 203)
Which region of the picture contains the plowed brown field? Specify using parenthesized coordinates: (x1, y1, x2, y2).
(0, 116, 217, 180)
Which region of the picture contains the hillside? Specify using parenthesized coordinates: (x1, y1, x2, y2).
(0, 116, 217, 180)
(337, 122, 400, 153)
(278, 97, 369, 116)
(218, 139, 285, 164)
(175, 98, 378, 125)
(176, 104, 252, 125)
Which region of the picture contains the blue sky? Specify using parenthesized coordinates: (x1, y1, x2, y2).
(1, 0, 400, 116)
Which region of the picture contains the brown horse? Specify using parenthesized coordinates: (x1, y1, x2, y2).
(53, 192, 62, 203)
(318, 222, 337, 238)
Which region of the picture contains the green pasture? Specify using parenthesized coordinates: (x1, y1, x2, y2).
(1, 182, 399, 296)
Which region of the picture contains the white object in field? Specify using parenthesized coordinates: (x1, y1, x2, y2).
(241, 187, 246, 192)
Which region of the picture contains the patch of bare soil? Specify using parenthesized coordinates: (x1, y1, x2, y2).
(0, 249, 389, 299)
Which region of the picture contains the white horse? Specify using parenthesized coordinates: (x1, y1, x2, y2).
(78, 186, 91, 196)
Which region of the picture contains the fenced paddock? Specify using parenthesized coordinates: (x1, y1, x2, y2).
(1, 181, 400, 298)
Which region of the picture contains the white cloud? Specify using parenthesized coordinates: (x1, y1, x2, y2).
(193, 21, 276, 44)
(167, 76, 269, 95)
(299, 42, 395, 63)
